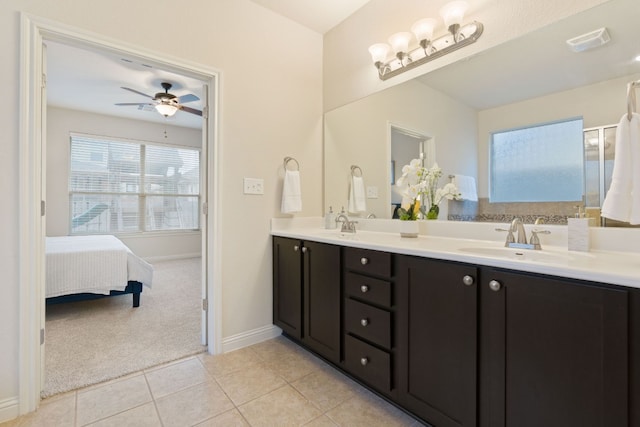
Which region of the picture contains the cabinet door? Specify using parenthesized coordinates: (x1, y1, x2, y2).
(481, 268, 628, 427)
(272, 237, 302, 339)
(396, 255, 478, 427)
(303, 240, 341, 363)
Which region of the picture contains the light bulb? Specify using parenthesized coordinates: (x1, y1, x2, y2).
(411, 18, 437, 43)
(440, 1, 469, 30)
(368, 43, 391, 65)
(388, 32, 413, 56)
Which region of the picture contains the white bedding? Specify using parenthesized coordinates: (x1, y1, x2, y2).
(45, 235, 153, 298)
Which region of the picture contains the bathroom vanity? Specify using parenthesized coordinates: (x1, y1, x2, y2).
(271, 219, 640, 427)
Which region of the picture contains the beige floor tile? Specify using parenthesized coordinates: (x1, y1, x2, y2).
(198, 346, 262, 378)
(291, 367, 359, 412)
(7, 393, 75, 427)
(303, 415, 338, 427)
(76, 374, 151, 426)
(195, 408, 250, 427)
(250, 336, 304, 363)
(85, 402, 160, 427)
(262, 348, 326, 383)
(215, 362, 286, 405)
(326, 390, 420, 427)
(145, 357, 210, 399)
(155, 380, 234, 427)
(238, 385, 322, 427)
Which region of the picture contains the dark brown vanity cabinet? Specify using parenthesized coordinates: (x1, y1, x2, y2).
(480, 268, 630, 427)
(396, 255, 478, 427)
(343, 247, 394, 394)
(272, 236, 341, 363)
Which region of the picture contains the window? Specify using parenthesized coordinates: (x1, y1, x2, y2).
(490, 117, 584, 203)
(69, 134, 200, 234)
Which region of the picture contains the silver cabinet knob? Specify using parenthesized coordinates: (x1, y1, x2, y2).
(360, 318, 369, 327)
(360, 285, 369, 293)
(293, 245, 299, 252)
(360, 257, 369, 265)
(489, 280, 502, 292)
(301, 247, 307, 253)
(462, 275, 474, 286)
(360, 357, 369, 366)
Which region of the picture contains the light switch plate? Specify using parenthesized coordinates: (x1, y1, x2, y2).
(243, 178, 264, 195)
(366, 186, 379, 199)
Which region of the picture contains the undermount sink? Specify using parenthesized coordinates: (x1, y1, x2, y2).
(457, 246, 591, 264)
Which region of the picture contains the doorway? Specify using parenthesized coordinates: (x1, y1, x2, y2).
(19, 14, 222, 413)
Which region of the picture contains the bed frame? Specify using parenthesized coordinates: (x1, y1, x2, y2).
(45, 281, 143, 308)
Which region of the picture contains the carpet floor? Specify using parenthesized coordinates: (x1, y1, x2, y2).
(42, 257, 205, 398)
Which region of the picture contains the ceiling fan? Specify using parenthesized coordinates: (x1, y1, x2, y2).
(115, 82, 202, 117)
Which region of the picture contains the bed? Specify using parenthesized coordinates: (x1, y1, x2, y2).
(45, 235, 153, 307)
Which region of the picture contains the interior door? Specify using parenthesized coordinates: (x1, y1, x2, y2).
(200, 83, 209, 346)
(40, 41, 48, 391)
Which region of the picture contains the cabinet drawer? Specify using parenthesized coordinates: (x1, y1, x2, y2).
(345, 272, 392, 307)
(345, 298, 391, 349)
(344, 247, 391, 278)
(345, 334, 391, 392)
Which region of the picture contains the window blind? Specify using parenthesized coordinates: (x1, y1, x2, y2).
(69, 134, 200, 234)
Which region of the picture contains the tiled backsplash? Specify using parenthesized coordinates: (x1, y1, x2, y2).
(448, 198, 585, 225)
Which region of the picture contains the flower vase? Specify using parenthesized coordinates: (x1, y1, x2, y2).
(426, 205, 440, 220)
(399, 220, 419, 238)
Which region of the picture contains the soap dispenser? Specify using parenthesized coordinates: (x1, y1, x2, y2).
(568, 206, 590, 252)
(324, 206, 336, 229)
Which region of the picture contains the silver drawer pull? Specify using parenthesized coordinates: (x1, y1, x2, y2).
(462, 275, 474, 286)
(360, 285, 369, 293)
(489, 280, 502, 292)
(293, 245, 299, 252)
(360, 257, 369, 265)
(360, 318, 369, 327)
(301, 247, 307, 253)
(360, 357, 369, 366)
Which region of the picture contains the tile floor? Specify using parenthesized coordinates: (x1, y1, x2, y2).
(2, 336, 425, 427)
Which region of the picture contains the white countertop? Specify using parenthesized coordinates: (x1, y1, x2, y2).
(271, 217, 640, 289)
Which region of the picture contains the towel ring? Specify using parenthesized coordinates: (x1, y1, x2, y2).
(351, 165, 363, 177)
(284, 156, 300, 171)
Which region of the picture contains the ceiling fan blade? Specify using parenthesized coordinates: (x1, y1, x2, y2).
(115, 102, 153, 106)
(121, 87, 154, 99)
(177, 93, 199, 104)
(179, 106, 203, 116)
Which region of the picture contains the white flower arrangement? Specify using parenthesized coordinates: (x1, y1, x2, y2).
(396, 160, 461, 220)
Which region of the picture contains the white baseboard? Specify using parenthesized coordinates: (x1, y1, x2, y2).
(0, 396, 19, 424)
(221, 324, 282, 353)
(144, 253, 201, 263)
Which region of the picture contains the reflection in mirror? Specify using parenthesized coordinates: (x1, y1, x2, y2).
(324, 0, 640, 226)
(390, 125, 435, 210)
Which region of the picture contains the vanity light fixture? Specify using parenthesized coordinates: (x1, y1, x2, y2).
(368, 0, 483, 81)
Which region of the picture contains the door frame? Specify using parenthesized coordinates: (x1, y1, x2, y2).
(18, 13, 223, 414)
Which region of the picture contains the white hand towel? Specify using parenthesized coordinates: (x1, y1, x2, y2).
(601, 112, 640, 224)
(281, 170, 302, 213)
(348, 176, 367, 213)
(453, 174, 478, 201)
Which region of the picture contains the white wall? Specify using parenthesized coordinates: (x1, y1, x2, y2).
(324, 79, 477, 219)
(0, 0, 322, 418)
(477, 72, 640, 198)
(323, 0, 610, 112)
(46, 107, 202, 259)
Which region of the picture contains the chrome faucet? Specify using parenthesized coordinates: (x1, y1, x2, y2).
(335, 213, 358, 233)
(511, 218, 527, 244)
(496, 217, 551, 250)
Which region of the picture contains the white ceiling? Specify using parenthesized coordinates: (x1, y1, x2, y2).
(248, 0, 371, 34)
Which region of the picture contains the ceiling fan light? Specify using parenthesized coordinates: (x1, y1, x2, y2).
(155, 103, 178, 117)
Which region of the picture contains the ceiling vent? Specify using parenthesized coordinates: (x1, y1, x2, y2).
(566, 27, 610, 53)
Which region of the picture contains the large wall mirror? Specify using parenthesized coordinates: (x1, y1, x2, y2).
(324, 0, 640, 225)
